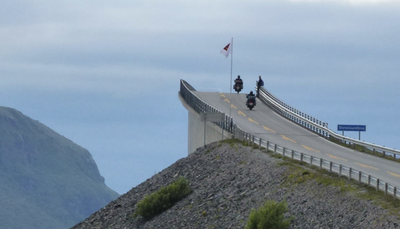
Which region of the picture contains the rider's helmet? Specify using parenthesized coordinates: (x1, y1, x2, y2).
(238, 75, 240, 78)
(250, 91, 254, 95)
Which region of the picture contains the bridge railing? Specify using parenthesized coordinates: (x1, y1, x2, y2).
(180, 79, 236, 134)
(180, 79, 399, 199)
(257, 85, 400, 159)
(237, 129, 399, 199)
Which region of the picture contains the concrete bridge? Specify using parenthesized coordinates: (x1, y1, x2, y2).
(179, 79, 400, 199)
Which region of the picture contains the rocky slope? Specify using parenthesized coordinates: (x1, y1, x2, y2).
(74, 140, 400, 228)
(0, 106, 119, 229)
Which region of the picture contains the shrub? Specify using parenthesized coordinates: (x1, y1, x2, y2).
(133, 177, 191, 220)
(245, 200, 291, 229)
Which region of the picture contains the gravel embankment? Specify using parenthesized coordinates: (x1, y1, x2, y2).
(73, 141, 400, 228)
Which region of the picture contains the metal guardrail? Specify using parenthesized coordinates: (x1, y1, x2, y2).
(257, 86, 330, 138)
(237, 131, 399, 199)
(179, 79, 399, 199)
(257, 85, 400, 158)
(180, 79, 236, 134)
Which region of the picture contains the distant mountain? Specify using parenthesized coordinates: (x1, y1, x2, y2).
(0, 106, 119, 229)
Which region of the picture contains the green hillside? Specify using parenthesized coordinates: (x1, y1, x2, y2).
(0, 106, 119, 229)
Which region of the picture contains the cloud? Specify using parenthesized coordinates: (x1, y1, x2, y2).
(2, 0, 400, 100)
(1, 0, 400, 193)
(2, 0, 400, 95)
(288, 0, 400, 4)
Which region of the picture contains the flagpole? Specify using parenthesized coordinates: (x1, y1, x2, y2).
(229, 37, 233, 95)
(229, 37, 233, 130)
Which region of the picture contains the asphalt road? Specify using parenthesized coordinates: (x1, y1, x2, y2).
(194, 91, 400, 190)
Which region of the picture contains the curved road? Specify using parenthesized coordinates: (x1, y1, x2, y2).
(194, 91, 400, 189)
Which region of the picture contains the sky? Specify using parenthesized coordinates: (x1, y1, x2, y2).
(1, 0, 400, 194)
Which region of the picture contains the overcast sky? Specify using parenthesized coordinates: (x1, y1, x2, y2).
(1, 0, 400, 194)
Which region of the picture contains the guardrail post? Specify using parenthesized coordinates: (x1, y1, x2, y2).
(283, 147, 286, 157)
(310, 156, 313, 166)
(320, 159, 323, 169)
(358, 171, 362, 183)
(329, 162, 333, 172)
(251, 135, 255, 147)
(266, 141, 269, 151)
(394, 187, 397, 199)
(368, 175, 371, 186)
(385, 183, 388, 195)
(291, 150, 294, 159)
(274, 144, 277, 153)
(259, 138, 262, 149)
(339, 164, 342, 177)
(300, 153, 303, 163)
(349, 168, 352, 180)
(376, 179, 380, 191)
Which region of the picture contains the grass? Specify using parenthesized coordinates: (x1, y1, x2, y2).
(213, 139, 400, 220)
(245, 200, 292, 229)
(219, 139, 400, 219)
(276, 155, 400, 217)
(329, 136, 400, 163)
(133, 177, 192, 220)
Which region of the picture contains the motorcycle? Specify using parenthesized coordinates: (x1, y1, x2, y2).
(246, 95, 256, 110)
(233, 82, 243, 93)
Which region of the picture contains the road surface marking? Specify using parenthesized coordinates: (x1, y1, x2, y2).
(231, 104, 237, 109)
(281, 135, 296, 143)
(248, 118, 259, 124)
(263, 126, 276, 133)
(355, 163, 378, 170)
(327, 154, 348, 162)
(238, 110, 246, 117)
(219, 93, 230, 103)
(302, 145, 320, 153)
(387, 172, 400, 178)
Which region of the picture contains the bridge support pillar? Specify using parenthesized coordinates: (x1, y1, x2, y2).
(179, 93, 232, 154)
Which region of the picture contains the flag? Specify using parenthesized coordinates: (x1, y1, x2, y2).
(220, 41, 232, 58)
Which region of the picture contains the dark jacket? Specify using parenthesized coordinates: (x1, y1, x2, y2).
(257, 79, 264, 87)
(247, 93, 256, 103)
(234, 78, 243, 85)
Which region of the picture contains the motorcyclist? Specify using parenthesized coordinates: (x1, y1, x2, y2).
(256, 75, 264, 98)
(234, 75, 243, 90)
(246, 91, 256, 105)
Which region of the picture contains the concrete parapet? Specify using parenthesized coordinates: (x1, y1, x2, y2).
(179, 92, 232, 154)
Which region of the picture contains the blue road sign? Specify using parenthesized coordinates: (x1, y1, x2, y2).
(337, 125, 366, 132)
